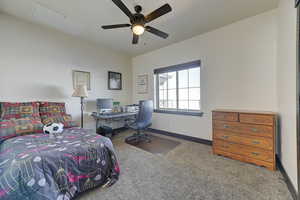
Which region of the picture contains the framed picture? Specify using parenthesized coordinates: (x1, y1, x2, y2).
(137, 74, 148, 94)
(108, 71, 122, 90)
(296, 0, 300, 7)
(73, 70, 91, 90)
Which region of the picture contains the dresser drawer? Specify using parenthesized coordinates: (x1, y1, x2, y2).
(213, 148, 275, 170)
(214, 140, 273, 162)
(239, 113, 274, 126)
(213, 130, 273, 150)
(212, 111, 238, 122)
(213, 121, 273, 138)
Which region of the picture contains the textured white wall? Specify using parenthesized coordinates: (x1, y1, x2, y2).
(132, 10, 278, 140)
(277, 0, 298, 191)
(0, 14, 132, 130)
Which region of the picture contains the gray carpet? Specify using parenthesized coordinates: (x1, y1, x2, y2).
(78, 131, 293, 200)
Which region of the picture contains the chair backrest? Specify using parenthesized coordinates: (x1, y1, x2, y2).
(136, 100, 153, 128)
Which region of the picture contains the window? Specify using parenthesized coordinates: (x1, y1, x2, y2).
(154, 60, 202, 116)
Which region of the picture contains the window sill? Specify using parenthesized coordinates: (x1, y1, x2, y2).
(154, 109, 203, 117)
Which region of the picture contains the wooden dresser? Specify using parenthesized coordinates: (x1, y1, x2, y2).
(212, 109, 277, 171)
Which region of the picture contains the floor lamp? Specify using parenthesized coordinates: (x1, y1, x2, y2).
(72, 85, 88, 128)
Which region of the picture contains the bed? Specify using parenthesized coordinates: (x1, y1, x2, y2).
(0, 127, 120, 200)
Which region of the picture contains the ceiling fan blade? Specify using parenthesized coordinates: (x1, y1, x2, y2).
(112, 0, 133, 19)
(102, 24, 131, 29)
(146, 26, 169, 39)
(132, 34, 139, 44)
(145, 4, 172, 23)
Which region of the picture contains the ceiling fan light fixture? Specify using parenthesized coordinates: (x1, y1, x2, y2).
(102, 0, 172, 44)
(132, 24, 145, 35)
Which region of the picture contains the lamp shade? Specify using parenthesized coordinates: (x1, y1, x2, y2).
(72, 85, 88, 98)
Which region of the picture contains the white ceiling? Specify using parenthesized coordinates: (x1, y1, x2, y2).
(0, 0, 278, 56)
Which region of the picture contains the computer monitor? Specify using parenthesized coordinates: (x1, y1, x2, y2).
(97, 98, 113, 113)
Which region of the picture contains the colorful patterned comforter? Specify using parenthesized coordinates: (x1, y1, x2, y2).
(0, 128, 120, 200)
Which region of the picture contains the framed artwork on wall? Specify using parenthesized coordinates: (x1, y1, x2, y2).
(137, 74, 148, 94)
(108, 71, 122, 90)
(73, 70, 91, 90)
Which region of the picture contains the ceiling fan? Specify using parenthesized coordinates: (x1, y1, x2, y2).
(102, 0, 172, 44)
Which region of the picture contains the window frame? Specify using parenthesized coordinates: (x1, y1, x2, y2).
(154, 60, 203, 117)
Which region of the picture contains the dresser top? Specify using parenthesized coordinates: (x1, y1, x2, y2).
(212, 109, 277, 115)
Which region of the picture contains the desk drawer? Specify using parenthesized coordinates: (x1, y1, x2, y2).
(239, 113, 274, 126)
(212, 112, 238, 122)
(213, 130, 273, 150)
(214, 140, 273, 163)
(213, 121, 273, 138)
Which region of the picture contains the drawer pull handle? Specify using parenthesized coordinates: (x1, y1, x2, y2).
(252, 128, 258, 132)
(223, 125, 229, 128)
(252, 141, 260, 144)
(222, 136, 229, 139)
(252, 152, 260, 156)
(221, 145, 229, 148)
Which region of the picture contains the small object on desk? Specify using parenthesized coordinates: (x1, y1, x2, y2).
(125, 104, 139, 113)
(113, 101, 121, 112)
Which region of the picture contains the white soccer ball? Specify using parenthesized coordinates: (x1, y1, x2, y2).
(43, 123, 64, 136)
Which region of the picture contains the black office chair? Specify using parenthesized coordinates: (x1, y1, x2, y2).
(125, 100, 153, 143)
